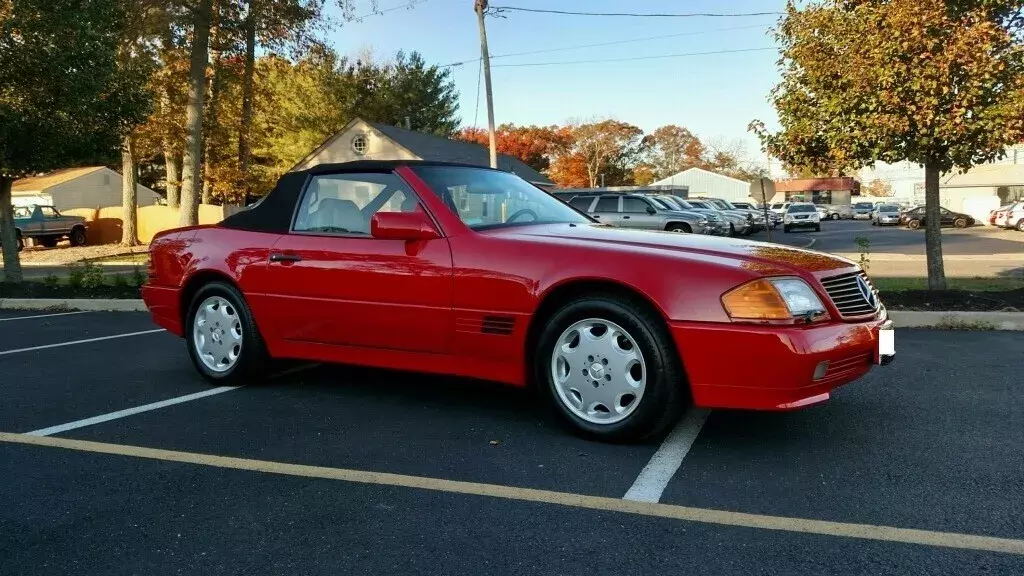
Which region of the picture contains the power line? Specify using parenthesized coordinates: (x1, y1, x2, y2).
(490, 46, 776, 68)
(437, 23, 773, 68)
(354, 0, 430, 21)
(473, 58, 483, 127)
(489, 6, 783, 18)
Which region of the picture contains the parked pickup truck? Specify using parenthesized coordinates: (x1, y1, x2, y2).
(7, 205, 88, 251)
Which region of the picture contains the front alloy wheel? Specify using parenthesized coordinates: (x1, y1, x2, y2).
(551, 319, 646, 425)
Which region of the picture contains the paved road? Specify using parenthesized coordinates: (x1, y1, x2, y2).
(2, 311, 1023, 575)
(751, 219, 1024, 256)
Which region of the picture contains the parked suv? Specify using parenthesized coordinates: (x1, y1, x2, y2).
(783, 202, 821, 232)
(871, 204, 901, 226)
(570, 194, 712, 234)
(818, 204, 854, 220)
(731, 201, 780, 229)
(648, 195, 730, 235)
(852, 201, 876, 219)
(686, 199, 752, 236)
(697, 197, 766, 232)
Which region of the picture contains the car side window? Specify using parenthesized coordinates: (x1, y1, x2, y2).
(293, 172, 419, 235)
(594, 196, 619, 213)
(14, 207, 31, 218)
(39, 207, 59, 218)
(569, 196, 595, 211)
(622, 197, 651, 213)
(939, 207, 951, 215)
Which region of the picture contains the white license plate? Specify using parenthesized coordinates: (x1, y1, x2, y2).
(878, 328, 894, 362)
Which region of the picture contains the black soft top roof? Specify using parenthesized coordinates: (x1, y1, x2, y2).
(220, 160, 501, 233)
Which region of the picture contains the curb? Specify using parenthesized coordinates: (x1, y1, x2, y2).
(888, 310, 1024, 330)
(0, 298, 147, 312)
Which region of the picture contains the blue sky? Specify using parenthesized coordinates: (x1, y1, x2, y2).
(325, 0, 786, 170)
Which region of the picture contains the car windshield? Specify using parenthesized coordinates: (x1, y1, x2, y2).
(878, 205, 899, 212)
(771, 203, 785, 209)
(413, 166, 590, 230)
(712, 199, 738, 209)
(788, 204, 816, 213)
(854, 202, 874, 209)
(649, 197, 672, 210)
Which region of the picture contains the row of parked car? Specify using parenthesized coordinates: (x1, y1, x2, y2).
(990, 201, 1024, 231)
(551, 191, 781, 236)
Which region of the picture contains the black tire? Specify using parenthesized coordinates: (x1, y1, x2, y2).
(814, 224, 821, 232)
(830, 213, 840, 220)
(1017, 219, 1024, 232)
(783, 225, 790, 233)
(185, 281, 270, 386)
(535, 294, 688, 443)
(666, 223, 691, 233)
(953, 218, 967, 229)
(907, 219, 921, 230)
(728, 223, 736, 237)
(40, 236, 59, 248)
(69, 226, 87, 246)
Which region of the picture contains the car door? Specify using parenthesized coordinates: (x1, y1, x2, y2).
(938, 207, 956, 226)
(38, 206, 67, 235)
(619, 196, 661, 229)
(259, 170, 454, 354)
(589, 195, 622, 226)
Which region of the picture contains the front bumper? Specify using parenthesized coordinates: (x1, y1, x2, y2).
(671, 314, 892, 410)
(877, 217, 900, 225)
(785, 218, 819, 228)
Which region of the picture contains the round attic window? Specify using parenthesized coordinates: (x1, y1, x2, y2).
(351, 134, 368, 155)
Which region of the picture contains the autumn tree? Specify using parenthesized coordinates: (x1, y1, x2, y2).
(864, 179, 894, 197)
(647, 125, 705, 179)
(552, 119, 646, 187)
(179, 0, 213, 226)
(753, 0, 1024, 289)
(457, 124, 570, 172)
(0, 0, 148, 282)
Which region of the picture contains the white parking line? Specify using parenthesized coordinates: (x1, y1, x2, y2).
(0, 311, 91, 322)
(25, 387, 240, 436)
(623, 408, 710, 503)
(0, 329, 165, 356)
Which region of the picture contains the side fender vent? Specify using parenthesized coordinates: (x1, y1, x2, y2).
(480, 315, 515, 336)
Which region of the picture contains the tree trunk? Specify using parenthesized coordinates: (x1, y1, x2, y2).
(202, 6, 223, 206)
(179, 0, 212, 227)
(164, 146, 180, 208)
(923, 161, 947, 290)
(160, 25, 180, 209)
(0, 177, 23, 284)
(121, 135, 140, 247)
(237, 10, 256, 198)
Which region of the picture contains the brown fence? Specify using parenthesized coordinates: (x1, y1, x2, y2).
(62, 204, 239, 244)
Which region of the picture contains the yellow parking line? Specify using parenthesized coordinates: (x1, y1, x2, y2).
(2, 431, 1022, 556)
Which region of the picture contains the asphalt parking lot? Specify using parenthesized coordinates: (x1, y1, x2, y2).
(751, 218, 1024, 256)
(2, 310, 1024, 575)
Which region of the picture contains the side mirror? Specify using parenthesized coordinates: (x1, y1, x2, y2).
(646, 206, 657, 215)
(371, 211, 441, 241)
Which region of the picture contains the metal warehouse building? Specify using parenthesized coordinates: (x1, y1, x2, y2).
(651, 167, 752, 202)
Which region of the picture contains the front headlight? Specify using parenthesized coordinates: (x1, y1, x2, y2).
(721, 277, 827, 321)
(697, 217, 709, 225)
(784, 215, 794, 222)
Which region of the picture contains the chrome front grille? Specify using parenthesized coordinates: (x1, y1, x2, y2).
(820, 271, 879, 319)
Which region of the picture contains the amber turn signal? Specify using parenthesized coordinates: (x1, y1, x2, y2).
(721, 278, 792, 320)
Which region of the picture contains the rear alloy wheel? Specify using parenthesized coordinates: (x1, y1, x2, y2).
(666, 223, 691, 233)
(907, 219, 921, 230)
(186, 281, 269, 385)
(1017, 219, 1024, 232)
(69, 227, 87, 246)
(954, 218, 968, 229)
(537, 296, 686, 442)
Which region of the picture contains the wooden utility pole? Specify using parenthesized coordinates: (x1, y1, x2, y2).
(475, 0, 497, 168)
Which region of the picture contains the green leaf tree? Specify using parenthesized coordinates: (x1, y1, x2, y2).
(753, 0, 1024, 289)
(0, 0, 148, 282)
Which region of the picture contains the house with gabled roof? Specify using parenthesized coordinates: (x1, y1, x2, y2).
(12, 166, 161, 211)
(290, 117, 554, 187)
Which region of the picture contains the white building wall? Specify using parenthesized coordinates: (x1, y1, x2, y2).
(34, 168, 160, 211)
(654, 168, 750, 201)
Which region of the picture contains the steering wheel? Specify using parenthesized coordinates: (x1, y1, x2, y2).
(506, 208, 539, 223)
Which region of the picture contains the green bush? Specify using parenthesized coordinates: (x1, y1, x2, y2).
(131, 265, 147, 287)
(112, 273, 129, 288)
(80, 261, 105, 289)
(42, 274, 60, 288)
(66, 263, 85, 289)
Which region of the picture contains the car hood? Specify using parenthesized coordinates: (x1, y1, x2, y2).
(497, 224, 857, 275)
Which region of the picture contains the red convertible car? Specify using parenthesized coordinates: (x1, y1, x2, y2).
(143, 161, 894, 441)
